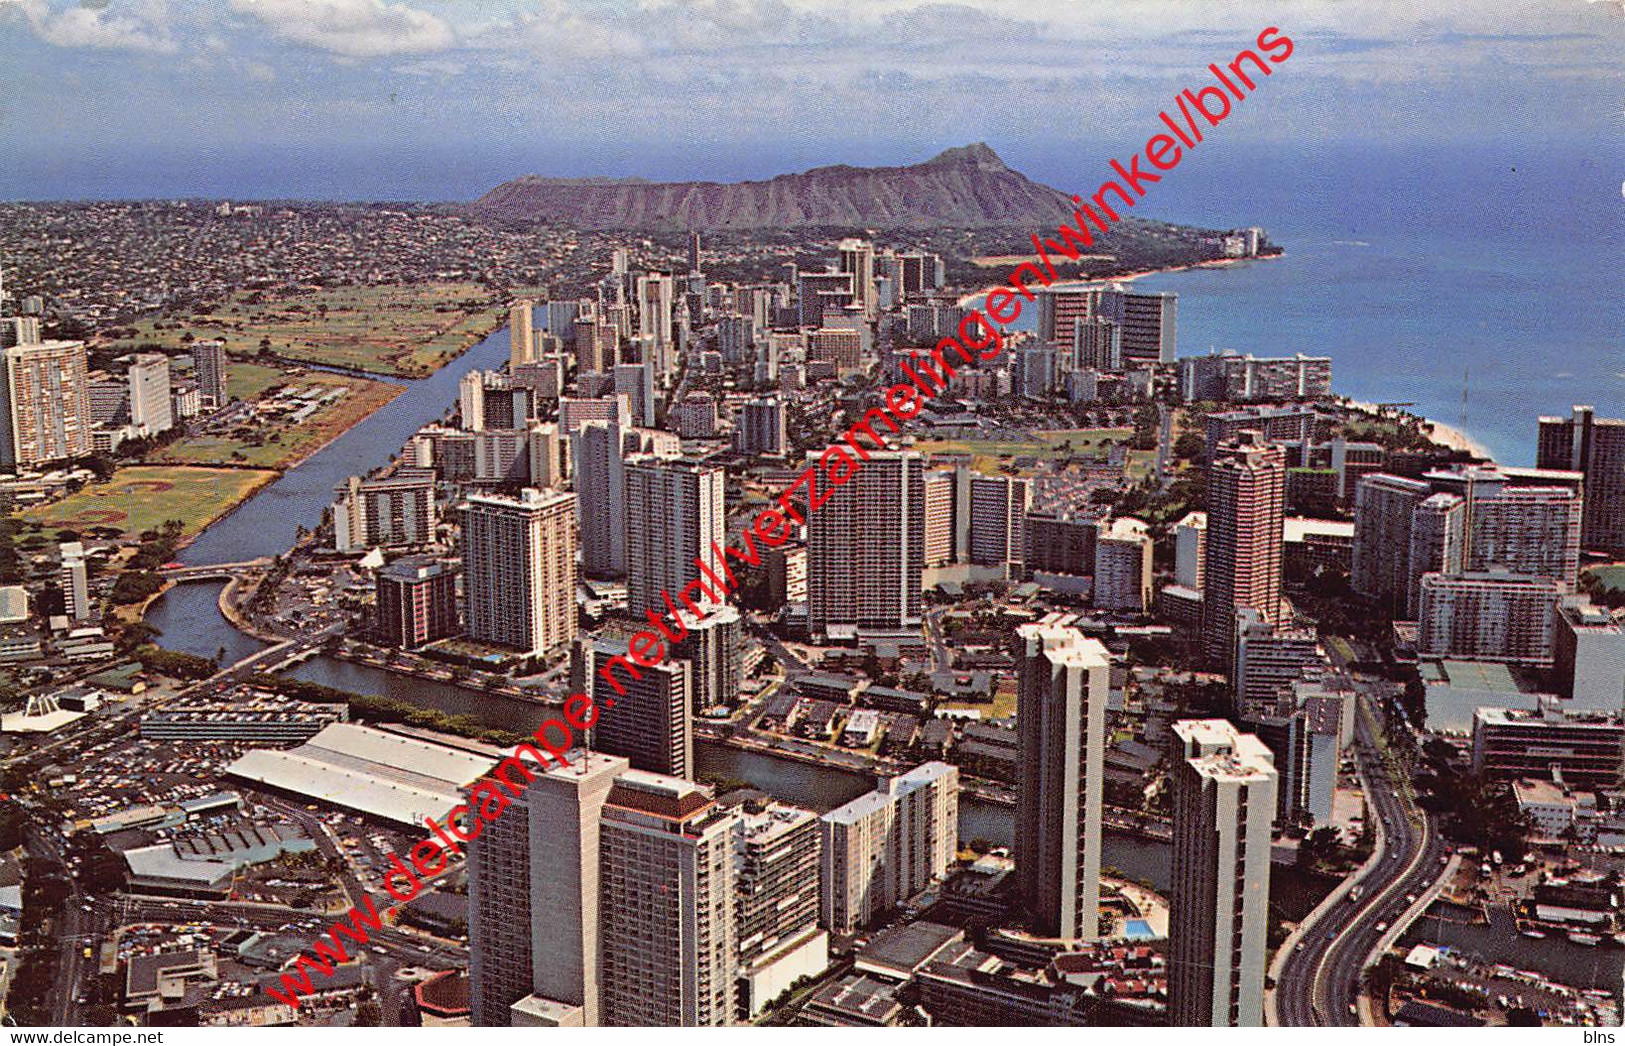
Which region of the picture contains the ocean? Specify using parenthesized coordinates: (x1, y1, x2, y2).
(1017, 141, 1623, 466)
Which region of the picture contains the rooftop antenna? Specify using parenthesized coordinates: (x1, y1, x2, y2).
(1459, 365, 1470, 436)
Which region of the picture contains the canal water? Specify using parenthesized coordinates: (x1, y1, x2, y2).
(177, 326, 510, 565)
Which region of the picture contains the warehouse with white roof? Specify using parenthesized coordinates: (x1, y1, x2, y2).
(226, 722, 504, 827)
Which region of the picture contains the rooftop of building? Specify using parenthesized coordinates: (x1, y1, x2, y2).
(1282, 516, 1356, 541)
(464, 486, 574, 510)
(225, 722, 501, 827)
(1511, 778, 1583, 806)
(378, 557, 452, 582)
(509, 995, 582, 1025)
(414, 970, 471, 1018)
(1475, 704, 1623, 728)
(1018, 617, 1111, 670)
(801, 973, 904, 1025)
(739, 800, 817, 843)
(605, 768, 717, 823)
(1558, 599, 1624, 632)
(538, 749, 630, 784)
(1300, 695, 1347, 734)
(855, 921, 964, 981)
(1099, 516, 1151, 541)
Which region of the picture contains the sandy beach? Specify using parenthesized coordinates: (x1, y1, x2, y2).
(954, 254, 1268, 308)
(1344, 399, 1495, 460)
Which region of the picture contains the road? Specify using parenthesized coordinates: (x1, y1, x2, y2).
(1274, 695, 1449, 1026)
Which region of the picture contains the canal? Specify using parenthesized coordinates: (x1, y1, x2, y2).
(177, 325, 511, 565)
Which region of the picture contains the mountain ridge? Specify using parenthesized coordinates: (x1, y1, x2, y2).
(471, 143, 1084, 230)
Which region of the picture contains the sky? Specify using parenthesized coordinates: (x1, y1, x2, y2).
(1, 0, 1621, 200)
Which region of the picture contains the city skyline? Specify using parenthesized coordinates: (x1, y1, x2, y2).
(0, 0, 1620, 1032)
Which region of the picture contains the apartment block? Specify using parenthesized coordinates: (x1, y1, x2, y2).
(820, 762, 958, 933)
(1168, 720, 1277, 1027)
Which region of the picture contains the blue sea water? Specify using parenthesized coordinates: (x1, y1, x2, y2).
(1017, 142, 1624, 466)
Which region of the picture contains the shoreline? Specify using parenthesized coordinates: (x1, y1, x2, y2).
(1343, 399, 1495, 461)
(954, 253, 1270, 308)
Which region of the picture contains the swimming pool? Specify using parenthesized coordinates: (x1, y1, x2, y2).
(1123, 919, 1157, 940)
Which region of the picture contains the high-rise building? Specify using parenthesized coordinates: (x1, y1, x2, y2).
(331, 470, 438, 552)
(634, 273, 676, 380)
(797, 272, 854, 328)
(807, 328, 864, 373)
(1179, 353, 1332, 403)
(543, 299, 584, 343)
(808, 451, 924, 639)
(1174, 511, 1207, 590)
(625, 458, 726, 616)
(469, 750, 627, 1027)
(677, 392, 719, 438)
(527, 422, 562, 489)
(1201, 405, 1321, 465)
(733, 801, 828, 1019)
(613, 363, 655, 428)
(58, 541, 90, 621)
(571, 419, 627, 578)
(512, 360, 563, 401)
(574, 317, 618, 374)
(579, 639, 693, 778)
(739, 397, 787, 457)
(460, 371, 532, 432)
(599, 771, 741, 1026)
(968, 474, 1029, 573)
(837, 239, 876, 318)
(1093, 517, 1153, 613)
(1072, 317, 1121, 372)
(1037, 286, 1176, 364)
(1538, 406, 1625, 557)
(1233, 608, 1323, 719)
(461, 489, 578, 657)
(1025, 513, 1098, 579)
(1351, 474, 1432, 614)
(1202, 435, 1286, 673)
(922, 470, 956, 569)
(1014, 619, 1110, 940)
(764, 544, 807, 608)
(375, 558, 458, 649)
(509, 300, 535, 368)
(820, 762, 958, 933)
(1470, 703, 1625, 787)
(2, 340, 92, 468)
(1, 317, 41, 348)
(1406, 492, 1467, 617)
(672, 604, 743, 713)
(1168, 720, 1277, 1028)
(193, 340, 228, 408)
(1464, 485, 1582, 587)
(1417, 571, 1565, 666)
(1554, 598, 1625, 713)
(716, 315, 755, 365)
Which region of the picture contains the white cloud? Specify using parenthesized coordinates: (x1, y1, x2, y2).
(7, 0, 177, 52)
(228, 0, 455, 57)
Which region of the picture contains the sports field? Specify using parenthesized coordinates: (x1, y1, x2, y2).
(100, 282, 501, 377)
(23, 466, 277, 540)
